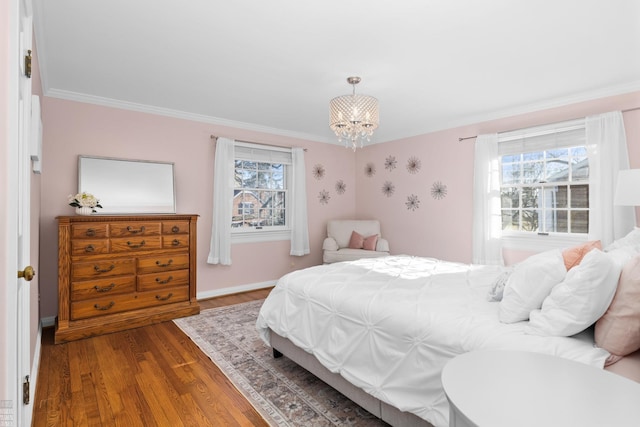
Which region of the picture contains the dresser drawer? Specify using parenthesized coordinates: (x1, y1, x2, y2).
(137, 269, 189, 291)
(71, 276, 136, 301)
(162, 235, 189, 250)
(137, 253, 189, 274)
(71, 223, 109, 239)
(111, 236, 162, 252)
(71, 239, 109, 256)
(71, 296, 129, 320)
(110, 222, 161, 237)
(137, 286, 189, 308)
(70, 286, 189, 320)
(162, 221, 189, 235)
(72, 258, 136, 280)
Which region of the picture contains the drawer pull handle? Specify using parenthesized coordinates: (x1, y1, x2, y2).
(94, 283, 115, 293)
(171, 226, 180, 233)
(155, 293, 173, 301)
(171, 239, 181, 246)
(126, 225, 146, 234)
(94, 264, 115, 273)
(155, 259, 173, 267)
(85, 228, 96, 237)
(85, 244, 95, 253)
(127, 240, 146, 249)
(94, 301, 115, 311)
(155, 276, 173, 284)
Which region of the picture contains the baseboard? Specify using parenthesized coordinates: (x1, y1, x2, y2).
(197, 281, 275, 301)
(40, 316, 56, 328)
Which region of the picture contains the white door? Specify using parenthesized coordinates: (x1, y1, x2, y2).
(7, 0, 35, 425)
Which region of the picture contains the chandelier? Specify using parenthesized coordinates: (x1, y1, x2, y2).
(329, 76, 379, 150)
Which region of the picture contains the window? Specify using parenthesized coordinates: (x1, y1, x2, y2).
(208, 137, 309, 265)
(231, 142, 292, 242)
(498, 120, 588, 246)
(237, 201, 255, 215)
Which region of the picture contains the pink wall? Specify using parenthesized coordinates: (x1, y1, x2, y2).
(356, 91, 640, 264)
(39, 91, 640, 320)
(38, 99, 357, 319)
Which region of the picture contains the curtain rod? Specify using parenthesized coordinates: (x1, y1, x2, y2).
(210, 135, 307, 152)
(457, 106, 640, 142)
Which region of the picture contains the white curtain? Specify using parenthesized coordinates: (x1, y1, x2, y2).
(207, 137, 234, 265)
(290, 147, 310, 256)
(472, 133, 503, 265)
(586, 111, 635, 246)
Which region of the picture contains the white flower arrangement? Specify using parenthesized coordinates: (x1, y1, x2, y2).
(68, 192, 102, 212)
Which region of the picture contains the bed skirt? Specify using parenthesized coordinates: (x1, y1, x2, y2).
(269, 329, 434, 427)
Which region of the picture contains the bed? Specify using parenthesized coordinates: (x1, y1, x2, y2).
(256, 242, 640, 427)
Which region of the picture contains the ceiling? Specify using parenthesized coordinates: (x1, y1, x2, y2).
(33, 0, 640, 144)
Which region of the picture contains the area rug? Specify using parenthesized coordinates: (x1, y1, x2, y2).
(174, 299, 388, 427)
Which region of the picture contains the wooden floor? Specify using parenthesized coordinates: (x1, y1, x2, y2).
(33, 288, 273, 427)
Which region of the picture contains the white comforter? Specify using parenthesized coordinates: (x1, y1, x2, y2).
(256, 255, 610, 427)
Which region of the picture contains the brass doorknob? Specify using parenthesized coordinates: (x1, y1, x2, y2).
(18, 266, 35, 281)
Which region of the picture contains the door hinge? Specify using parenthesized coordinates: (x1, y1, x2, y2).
(23, 375, 30, 405)
(24, 50, 32, 78)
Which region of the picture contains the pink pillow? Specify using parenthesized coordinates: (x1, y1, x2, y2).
(348, 231, 365, 249)
(562, 240, 602, 270)
(595, 254, 640, 364)
(363, 234, 379, 251)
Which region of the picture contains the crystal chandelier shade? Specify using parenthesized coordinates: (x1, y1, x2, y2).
(329, 77, 379, 150)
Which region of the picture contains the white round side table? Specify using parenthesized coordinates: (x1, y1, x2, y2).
(441, 350, 640, 427)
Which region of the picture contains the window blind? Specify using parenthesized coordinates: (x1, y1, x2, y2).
(498, 119, 586, 156)
(234, 142, 292, 164)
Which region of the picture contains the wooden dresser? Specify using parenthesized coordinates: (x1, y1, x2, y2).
(55, 214, 200, 343)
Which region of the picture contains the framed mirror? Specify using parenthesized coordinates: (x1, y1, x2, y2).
(78, 155, 176, 214)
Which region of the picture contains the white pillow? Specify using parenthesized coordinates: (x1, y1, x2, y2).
(526, 249, 621, 337)
(487, 269, 512, 302)
(499, 249, 567, 323)
(605, 227, 640, 252)
(607, 246, 637, 268)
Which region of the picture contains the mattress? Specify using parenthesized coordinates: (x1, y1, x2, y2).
(256, 255, 610, 427)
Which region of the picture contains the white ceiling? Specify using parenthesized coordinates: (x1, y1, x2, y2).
(33, 0, 640, 144)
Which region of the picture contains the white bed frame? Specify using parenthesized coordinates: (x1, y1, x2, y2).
(269, 329, 434, 427)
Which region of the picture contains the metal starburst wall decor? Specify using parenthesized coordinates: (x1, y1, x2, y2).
(431, 181, 447, 199)
(318, 190, 331, 205)
(382, 181, 395, 197)
(312, 164, 325, 180)
(335, 180, 346, 195)
(385, 155, 397, 171)
(365, 162, 376, 177)
(406, 194, 420, 211)
(406, 156, 421, 174)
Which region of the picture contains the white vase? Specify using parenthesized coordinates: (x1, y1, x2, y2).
(75, 206, 93, 216)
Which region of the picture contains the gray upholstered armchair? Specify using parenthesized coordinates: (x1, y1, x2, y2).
(322, 220, 390, 264)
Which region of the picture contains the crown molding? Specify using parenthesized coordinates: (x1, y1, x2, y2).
(42, 81, 640, 147)
(43, 88, 333, 144)
(387, 81, 640, 143)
